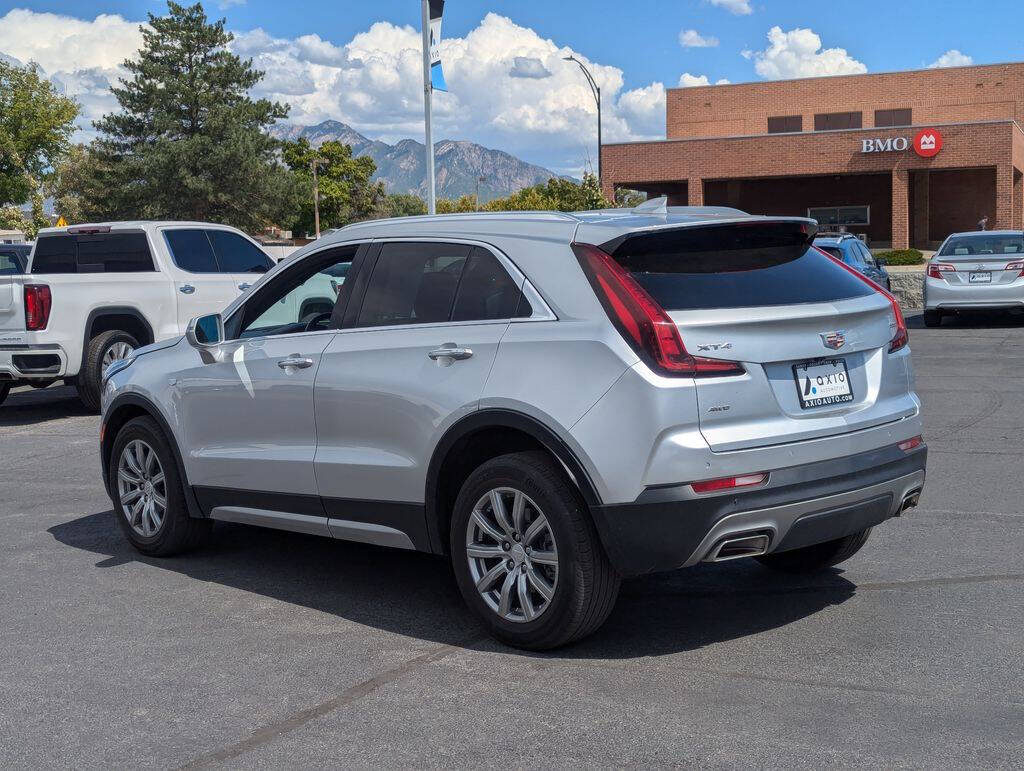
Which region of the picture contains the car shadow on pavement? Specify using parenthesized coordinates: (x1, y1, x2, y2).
(49, 510, 856, 659)
(905, 309, 1024, 329)
(0, 385, 90, 428)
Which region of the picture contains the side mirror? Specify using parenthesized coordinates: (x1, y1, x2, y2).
(186, 313, 224, 348)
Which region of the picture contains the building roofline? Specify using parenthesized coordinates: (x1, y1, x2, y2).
(665, 60, 1024, 93)
(604, 119, 1024, 149)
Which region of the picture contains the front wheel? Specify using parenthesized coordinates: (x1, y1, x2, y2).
(450, 451, 620, 650)
(756, 528, 871, 574)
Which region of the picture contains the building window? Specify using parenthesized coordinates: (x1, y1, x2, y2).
(875, 108, 912, 127)
(808, 206, 870, 227)
(813, 112, 863, 131)
(767, 115, 803, 134)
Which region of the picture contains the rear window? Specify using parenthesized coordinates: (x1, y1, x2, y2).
(939, 234, 1024, 257)
(31, 233, 154, 274)
(603, 222, 874, 310)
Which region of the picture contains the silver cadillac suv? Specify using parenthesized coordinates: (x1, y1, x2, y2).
(100, 203, 926, 649)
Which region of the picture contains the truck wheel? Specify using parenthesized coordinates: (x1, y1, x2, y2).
(450, 451, 621, 650)
(78, 330, 139, 413)
(0, 383, 9, 406)
(108, 416, 212, 556)
(756, 528, 872, 574)
(923, 309, 942, 328)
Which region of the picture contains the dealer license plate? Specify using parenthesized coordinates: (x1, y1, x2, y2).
(793, 359, 853, 409)
(969, 271, 991, 283)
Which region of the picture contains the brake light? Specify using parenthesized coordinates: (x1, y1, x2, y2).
(898, 435, 923, 453)
(1005, 260, 1024, 278)
(927, 262, 956, 280)
(572, 243, 744, 377)
(691, 472, 769, 494)
(24, 285, 52, 331)
(814, 246, 907, 353)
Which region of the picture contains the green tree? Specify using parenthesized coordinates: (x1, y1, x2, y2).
(481, 173, 611, 213)
(382, 192, 427, 218)
(79, 2, 301, 229)
(0, 59, 79, 207)
(282, 137, 387, 234)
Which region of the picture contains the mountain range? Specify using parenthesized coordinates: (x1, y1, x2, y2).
(270, 120, 563, 202)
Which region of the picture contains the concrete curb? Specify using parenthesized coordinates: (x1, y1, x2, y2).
(889, 269, 924, 309)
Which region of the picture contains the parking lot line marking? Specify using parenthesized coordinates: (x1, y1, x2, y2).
(176, 636, 482, 770)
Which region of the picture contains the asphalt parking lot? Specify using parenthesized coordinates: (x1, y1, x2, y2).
(2, 311, 1023, 768)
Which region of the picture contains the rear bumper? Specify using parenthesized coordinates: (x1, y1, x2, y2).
(0, 344, 68, 381)
(924, 277, 1024, 310)
(590, 442, 926, 577)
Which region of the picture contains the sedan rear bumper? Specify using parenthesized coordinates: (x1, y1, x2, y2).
(590, 442, 926, 577)
(924, 277, 1024, 310)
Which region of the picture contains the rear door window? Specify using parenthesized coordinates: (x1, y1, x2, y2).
(603, 222, 874, 310)
(164, 229, 219, 273)
(208, 230, 273, 273)
(452, 248, 528, 321)
(31, 233, 154, 274)
(356, 242, 471, 327)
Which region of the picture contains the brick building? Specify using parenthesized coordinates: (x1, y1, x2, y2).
(601, 62, 1024, 249)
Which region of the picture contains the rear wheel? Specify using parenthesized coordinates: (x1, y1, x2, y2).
(450, 451, 620, 650)
(756, 528, 871, 574)
(78, 330, 139, 412)
(923, 309, 942, 328)
(109, 416, 211, 556)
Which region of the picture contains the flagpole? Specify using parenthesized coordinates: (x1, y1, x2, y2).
(420, 0, 436, 214)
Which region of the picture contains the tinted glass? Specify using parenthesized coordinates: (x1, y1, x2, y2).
(165, 229, 219, 273)
(605, 223, 874, 311)
(0, 248, 27, 274)
(452, 249, 524, 321)
(817, 246, 844, 260)
(30, 236, 77, 274)
(208, 230, 273, 273)
(767, 115, 802, 133)
(875, 108, 911, 127)
(814, 111, 862, 131)
(939, 234, 1024, 257)
(357, 243, 470, 327)
(76, 233, 154, 272)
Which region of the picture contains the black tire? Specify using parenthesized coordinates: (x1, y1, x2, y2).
(108, 416, 212, 556)
(78, 330, 139, 412)
(756, 528, 872, 574)
(923, 309, 942, 328)
(0, 382, 9, 406)
(28, 379, 56, 389)
(450, 451, 620, 650)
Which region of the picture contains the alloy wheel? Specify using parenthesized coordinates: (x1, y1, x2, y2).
(465, 487, 559, 623)
(102, 341, 135, 373)
(117, 439, 166, 538)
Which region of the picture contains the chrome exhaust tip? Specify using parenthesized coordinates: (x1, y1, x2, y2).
(899, 490, 922, 515)
(706, 532, 771, 562)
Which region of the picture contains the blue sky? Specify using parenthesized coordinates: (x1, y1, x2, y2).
(2, 0, 1023, 173)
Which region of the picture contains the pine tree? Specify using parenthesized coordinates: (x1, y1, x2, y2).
(86, 2, 301, 229)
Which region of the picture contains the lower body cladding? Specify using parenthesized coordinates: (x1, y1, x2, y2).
(589, 442, 926, 577)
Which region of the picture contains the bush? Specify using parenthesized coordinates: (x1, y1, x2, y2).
(874, 248, 924, 266)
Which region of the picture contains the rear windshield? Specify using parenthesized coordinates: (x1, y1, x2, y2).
(939, 234, 1024, 257)
(31, 233, 154, 274)
(604, 222, 874, 310)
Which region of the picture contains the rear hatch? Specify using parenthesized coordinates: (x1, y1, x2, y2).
(596, 220, 914, 452)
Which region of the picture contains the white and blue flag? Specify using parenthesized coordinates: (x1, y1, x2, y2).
(428, 0, 447, 91)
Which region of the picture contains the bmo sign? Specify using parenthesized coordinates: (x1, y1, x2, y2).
(861, 128, 943, 157)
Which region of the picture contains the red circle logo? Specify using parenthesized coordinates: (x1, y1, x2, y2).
(914, 128, 942, 158)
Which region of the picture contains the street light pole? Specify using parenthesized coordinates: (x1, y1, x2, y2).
(563, 55, 602, 187)
(311, 156, 327, 238)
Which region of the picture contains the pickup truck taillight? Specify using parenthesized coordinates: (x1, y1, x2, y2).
(24, 285, 52, 331)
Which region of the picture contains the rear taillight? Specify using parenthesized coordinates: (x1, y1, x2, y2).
(814, 246, 907, 353)
(24, 285, 52, 331)
(572, 243, 744, 378)
(691, 472, 769, 494)
(927, 262, 956, 280)
(1005, 260, 1024, 278)
(898, 435, 923, 453)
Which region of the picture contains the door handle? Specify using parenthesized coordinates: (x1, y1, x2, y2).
(179, 284, 196, 294)
(278, 357, 314, 369)
(238, 283, 252, 291)
(428, 344, 473, 361)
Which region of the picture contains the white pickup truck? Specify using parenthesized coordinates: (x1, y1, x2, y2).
(0, 221, 338, 411)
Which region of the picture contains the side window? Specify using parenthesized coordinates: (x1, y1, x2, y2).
(858, 242, 877, 267)
(165, 229, 219, 273)
(30, 236, 77, 274)
(844, 243, 863, 267)
(452, 248, 528, 321)
(208, 230, 273, 274)
(0, 250, 23, 275)
(356, 242, 471, 327)
(76, 233, 154, 273)
(236, 248, 356, 339)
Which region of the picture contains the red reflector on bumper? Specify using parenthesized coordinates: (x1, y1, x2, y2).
(898, 436, 923, 452)
(691, 472, 768, 494)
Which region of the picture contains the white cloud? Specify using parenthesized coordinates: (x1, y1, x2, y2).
(219, 0, 247, 8)
(0, 9, 672, 175)
(678, 73, 730, 87)
(928, 49, 972, 69)
(709, 0, 753, 15)
(747, 26, 866, 80)
(679, 29, 719, 48)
